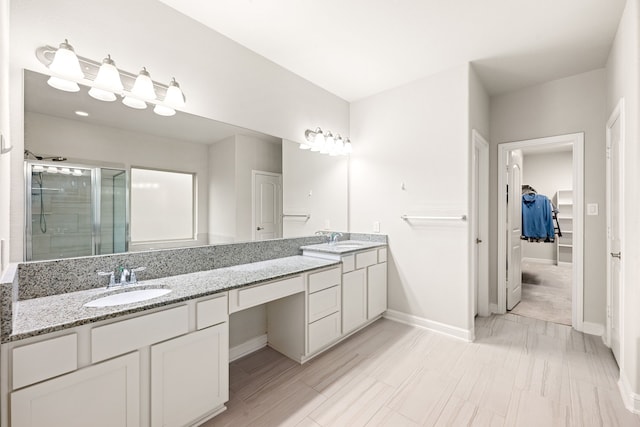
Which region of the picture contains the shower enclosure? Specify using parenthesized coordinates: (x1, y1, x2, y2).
(25, 161, 128, 261)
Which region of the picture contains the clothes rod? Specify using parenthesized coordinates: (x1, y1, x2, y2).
(283, 213, 311, 219)
(401, 214, 467, 221)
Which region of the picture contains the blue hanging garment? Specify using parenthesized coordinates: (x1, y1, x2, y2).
(521, 193, 555, 240)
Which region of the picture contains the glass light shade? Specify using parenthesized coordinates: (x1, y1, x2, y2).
(73, 169, 83, 176)
(88, 55, 123, 101)
(46, 166, 58, 174)
(311, 130, 324, 152)
(299, 142, 311, 150)
(131, 67, 157, 101)
(48, 40, 84, 80)
(321, 132, 333, 154)
(32, 165, 44, 172)
(344, 138, 353, 154)
(88, 87, 117, 101)
(164, 78, 185, 108)
(59, 167, 71, 175)
(47, 76, 80, 92)
(334, 135, 345, 155)
(153, 104, 176, 117)
(122, 96, 147, 109)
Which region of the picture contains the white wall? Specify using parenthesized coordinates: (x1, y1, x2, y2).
(25, 112, 210, 251)
(282, 140, 348, 237)
(7, 0, 349, 261)
(350, 64, 472, 336)
(0, 0, 10, 273)
(209, 135, 282, 243)
(606, 0, 640, 407)
(521, 151, 573, 261)
(490, 69, 607, 326)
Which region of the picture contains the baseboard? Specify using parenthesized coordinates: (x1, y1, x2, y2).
(384, 309, 474, 342)
(489, 303, 499, 314)
(522, 257, 555, 265)
(229, 334, 267, 362)
(619, 371, 640, 414)
(581, 321, 604, 336)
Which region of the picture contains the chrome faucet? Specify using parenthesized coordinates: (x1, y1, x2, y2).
(315, 230, 331, 243)
(329, 232, 343, 244)
(97, 266, 147, 289)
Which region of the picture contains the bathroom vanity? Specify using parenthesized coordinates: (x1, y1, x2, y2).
(0, 236, 387, 427)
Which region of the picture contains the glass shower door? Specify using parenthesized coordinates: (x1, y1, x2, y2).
(98, 168, 128, 255)
(28, 165, 94, 261)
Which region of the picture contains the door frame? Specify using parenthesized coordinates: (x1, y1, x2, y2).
(471, 130, 490, 317)
(497, 133, 584, 330)
(251, 170, 283, 241)
(605, 98, 624, 355)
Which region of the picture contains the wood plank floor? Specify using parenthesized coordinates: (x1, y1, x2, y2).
(202, 314, 640, 426)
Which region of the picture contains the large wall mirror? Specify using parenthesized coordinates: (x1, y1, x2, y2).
(21, 70, 349, 261)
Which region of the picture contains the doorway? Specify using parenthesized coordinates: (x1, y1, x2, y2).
(497, 133, 584, 329)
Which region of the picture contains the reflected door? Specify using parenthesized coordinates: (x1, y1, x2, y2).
(253, 171, 282, 240)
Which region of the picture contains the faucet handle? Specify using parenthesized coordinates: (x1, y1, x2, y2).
(130, 267, 146, 284)
(97, 270, 116, 287)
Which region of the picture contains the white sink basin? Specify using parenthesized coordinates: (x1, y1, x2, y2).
(84, 288, 172, 308)
(334, 244, 364, 249)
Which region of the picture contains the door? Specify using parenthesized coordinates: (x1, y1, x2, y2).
(607, 100, 623, 363)
(151, 323, 229, 427)
(473, 146, 480, 316)
(342, 269, 367, 333)
(253, 171, 282, 240)
(11, 352, 140, 427)
(367, 262, 388, 319)
(507, 150, 523, 310)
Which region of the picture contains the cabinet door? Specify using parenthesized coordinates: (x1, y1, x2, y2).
(11, 352, 140, 427)
(368, 262, 388, 319)
(342, 269, 367, 333)
(151, 322, 229, 427)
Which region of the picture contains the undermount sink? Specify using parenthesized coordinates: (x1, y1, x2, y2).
(334, 242, 365, 249)
(84, 288, 172, 308)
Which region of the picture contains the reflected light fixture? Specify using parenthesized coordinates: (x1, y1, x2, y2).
(46, 166, 58, 174)
(72, 169, 83, 176)
(46, 39, 84, 92)
(37, 40, 187, 117)
(88, 54, 123, 102)
(303, 127, 352, 156)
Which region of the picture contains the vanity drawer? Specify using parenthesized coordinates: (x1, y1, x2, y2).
(196, 293, 229, 330)
(308, 312, 341, 354)
(92, 305, 188, 363)
(12, 334, 78, 389)
(308, 267, 341, 293)
(228, 275, 304, 314)
(308, 285, 340, 323)
(341, 254, 355, 273)
(355, 250, 377, 269)
(378, 247, 387, 263)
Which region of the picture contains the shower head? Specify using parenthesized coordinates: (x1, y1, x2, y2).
(24, 150, 67, 162)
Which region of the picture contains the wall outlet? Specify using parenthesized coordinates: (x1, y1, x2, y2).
(373, 221, 380, 233)
(587, 203, 599, 216)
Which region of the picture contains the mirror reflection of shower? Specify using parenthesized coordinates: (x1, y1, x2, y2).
(25, 152, 128, 261)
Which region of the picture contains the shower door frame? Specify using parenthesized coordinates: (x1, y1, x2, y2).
(24, 161, 129, 261)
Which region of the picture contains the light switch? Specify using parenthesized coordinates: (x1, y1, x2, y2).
(587, 203, 599, 215)
(373, 221, 380, 233)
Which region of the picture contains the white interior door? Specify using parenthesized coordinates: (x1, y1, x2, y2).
(253, 171, 282, 240)
(473, 148, 480, 316)
(507, 150, 523, 310)
(606, 100, 623, 364)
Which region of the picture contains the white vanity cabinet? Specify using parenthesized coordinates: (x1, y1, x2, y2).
(341, 247, 388, 333)
(3, 293, 230, 427)
(151, 322, 229, 427)
(11, 352, 140, 427)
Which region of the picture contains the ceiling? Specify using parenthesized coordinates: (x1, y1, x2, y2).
(158, 0, 626, 101)
(24, 71, 280, 145)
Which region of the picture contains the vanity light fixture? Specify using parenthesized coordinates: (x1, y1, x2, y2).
(303, 128, 352, 156)
(37, 40, 187, 117)
(46, 166, 58, 174)
(72, 169, 83, 176)
(59, 167, 71, 175)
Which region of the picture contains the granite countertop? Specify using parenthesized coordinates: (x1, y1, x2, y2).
(9, 256, 339, 342)
(300, 240, 387, 255)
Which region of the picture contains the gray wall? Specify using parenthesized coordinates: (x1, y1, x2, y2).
(490, 68, 607, 326)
